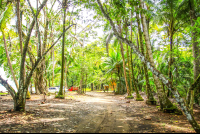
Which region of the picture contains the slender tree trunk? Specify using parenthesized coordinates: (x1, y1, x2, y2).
(118, 21, 132, 97)
(92, 83, 94, 91)
(130, 12, 143, 100)
(2, 32, 19, 89)
(79, 72, 84, 94)
(52, 46, 55, 87)
(16, 0, 23, 56)
(189, 0, 200, 105)
(135, 8, 154, 103)
(168, 30, 174, 97)
(125, 20, 133, 95)
(59, 0, 67, 96)
(116, 67, 121, 94)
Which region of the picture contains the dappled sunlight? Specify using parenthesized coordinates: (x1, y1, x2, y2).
(116, 118, 126, 121)
(151, 122, 193, 132)
(76, 97, 113, 103)
(49, 103, 71, 107)
(42, 109, 66, 113)
(36, 117, 66, 123)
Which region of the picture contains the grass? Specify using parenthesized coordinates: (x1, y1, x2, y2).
(0, 92, 8, 95)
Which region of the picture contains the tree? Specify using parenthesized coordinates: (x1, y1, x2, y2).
(58, 0, 68, 98)
(0, 0, 75, 111)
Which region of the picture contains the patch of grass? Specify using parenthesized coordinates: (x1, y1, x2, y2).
(156, 106, 160, 109)
(55, 95, 65, 99)
(126, 96, 134, 99)
(0, 92, 8, 95)
(136, 98, 144, 101)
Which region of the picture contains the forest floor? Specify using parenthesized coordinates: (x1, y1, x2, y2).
(0, 91, 200, 133)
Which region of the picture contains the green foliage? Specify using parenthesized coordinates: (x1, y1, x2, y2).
(0, 3, 13, 31)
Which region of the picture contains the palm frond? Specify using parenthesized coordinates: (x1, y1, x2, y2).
(0, 3, 13, 31)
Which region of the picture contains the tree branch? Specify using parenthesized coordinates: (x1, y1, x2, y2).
(19, 0, 48, 90)
(24, 23, 76, 90)
(188, 73, 200, 91)
(0, 76, 16, 100)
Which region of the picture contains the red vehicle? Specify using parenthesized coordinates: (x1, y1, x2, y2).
(68, 86, 78, 91)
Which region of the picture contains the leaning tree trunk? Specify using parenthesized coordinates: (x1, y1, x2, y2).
(2, 32, 19, 89)
(96, 0, 200, 132)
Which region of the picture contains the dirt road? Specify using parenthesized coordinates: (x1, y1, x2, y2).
(0, 91, 198, 133)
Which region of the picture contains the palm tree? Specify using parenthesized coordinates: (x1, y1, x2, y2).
(103, 48, 124, 94)
(155, 0, 189, 96)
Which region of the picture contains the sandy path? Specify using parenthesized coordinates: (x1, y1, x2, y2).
(0, 91, 197, 133)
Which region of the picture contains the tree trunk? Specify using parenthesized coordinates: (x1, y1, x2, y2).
(168, 29, 174, 97)
(135, 8, 154, 102)
(2, 32, 19, 89)
(16, 0, 23, 56)
(59, 0, 67, 96)
(91, 83, 93, 91)
(118, 21, 131, 97)
(189, 0, 200, 105)
(78, 72, 84, 94)
(52, 46, 55, 87)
